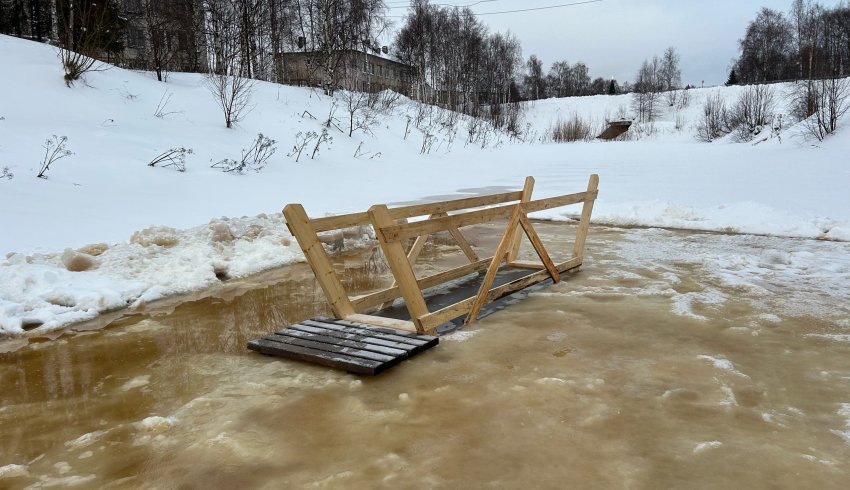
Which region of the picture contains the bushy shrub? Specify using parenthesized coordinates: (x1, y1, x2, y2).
(729, 85, 775, 141)
(549, 114, 595, 142)
(695, 93, 733, 142)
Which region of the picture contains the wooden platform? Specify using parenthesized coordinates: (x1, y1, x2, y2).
(247, 317, 439, 375)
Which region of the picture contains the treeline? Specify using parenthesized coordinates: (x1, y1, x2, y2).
(394, 0, 522, 112)
(0, 0, 387, 85)
(734, 0, 850, 84)
(522, 55, 618, 100)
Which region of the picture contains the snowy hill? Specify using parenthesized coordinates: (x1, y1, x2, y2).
(1, 34, 849, 335)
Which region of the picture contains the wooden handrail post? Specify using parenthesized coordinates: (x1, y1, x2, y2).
(506, 176, 535, 262)
(283, 204, 355, 318)
(368, 204, 430, 333)
(571, 174, 599, 260)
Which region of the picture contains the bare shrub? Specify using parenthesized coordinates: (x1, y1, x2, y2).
(730, 85, 776, 141)
(1, 167, 12, 180)
(154, 91, 181, 119)
(340, 90, 379, 137)
(38, 135, 73, 178)
(488, 102, 525, 138)
(212, 134, 276, 173)
(550, 114, 595, 142)
(56, 1, 120, 86)
(695, 93, 733, 142)
(205, 70, 254, 129)
(311, 128, 333, 160)
(805, 77, 850, 141)
(149, 148, 193, 172)
(288, 131, 317, 163)
(60, 49, 100, 87)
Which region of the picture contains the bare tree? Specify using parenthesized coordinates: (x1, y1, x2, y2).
(632, 57, 663, 122)
(524, 54, 546, 100)
(735, 7, 795, 83)
(142, 0, 179, 82)
(805, 77, 850, 140)
(660, 46, 681, 91)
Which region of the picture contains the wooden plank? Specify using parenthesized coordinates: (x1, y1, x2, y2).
(299, 320, 427, 348)
(344, 313, 418, 333)
(307, 319, 438, 355)
(518, 211, 560, 283)
(524, 190, 598, 214)
(278, 325, 410, 357)
(351, 257, 493, 312)
(309, 191, 524, 232)
(265, 333, 397, 363)
(465, 207, 522, 325)
(572, 174, 599, 259)
(312, 316, 432, 341)
(368, 205, 430, 333)
(380, 190, 595, 242)
(507, 260, 545, 269)
(247, 338, 385, 375)
(305, 319, 430, 347)
(506, 176, 535, 262)
(420, 256, 582, 330)
(380, 203, 518, 242)
(282, 204, 354, 318)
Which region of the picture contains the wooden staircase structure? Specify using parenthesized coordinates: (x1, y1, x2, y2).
(283, 174, 599, 336)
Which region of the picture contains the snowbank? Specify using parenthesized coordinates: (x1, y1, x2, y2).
(1, 34, 849, 335)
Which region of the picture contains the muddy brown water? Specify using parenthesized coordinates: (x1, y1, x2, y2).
(1, 223, 850, 489)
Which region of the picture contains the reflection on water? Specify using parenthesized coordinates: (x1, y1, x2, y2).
(1, 224, 850, 488)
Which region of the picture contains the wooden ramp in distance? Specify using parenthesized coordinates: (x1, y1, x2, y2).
(247, 317, 439, 375)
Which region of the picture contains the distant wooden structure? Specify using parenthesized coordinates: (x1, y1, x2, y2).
(282, 174, 599, 335)
(597, 120, 632, 140)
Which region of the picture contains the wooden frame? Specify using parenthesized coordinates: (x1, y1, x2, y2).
(283, 175, 599, 335)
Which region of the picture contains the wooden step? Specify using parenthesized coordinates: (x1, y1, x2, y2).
(248, 317, 439, 375)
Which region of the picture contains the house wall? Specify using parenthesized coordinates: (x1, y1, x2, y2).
(281, 51, 416, 95)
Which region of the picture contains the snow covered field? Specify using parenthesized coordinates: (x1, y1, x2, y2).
(1, 34, 849, 335)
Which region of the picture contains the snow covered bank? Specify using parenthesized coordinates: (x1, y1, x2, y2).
(1, 34, 849, 335)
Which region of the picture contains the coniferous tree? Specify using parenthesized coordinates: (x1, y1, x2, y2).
(725, 69, 739, 86)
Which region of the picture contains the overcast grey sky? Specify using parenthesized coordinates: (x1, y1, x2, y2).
(387, 0, 845, 86)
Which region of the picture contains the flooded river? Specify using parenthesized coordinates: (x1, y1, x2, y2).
(2, 223, 850, 488)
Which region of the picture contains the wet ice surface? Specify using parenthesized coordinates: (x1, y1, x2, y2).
(1, 224, 850, 488)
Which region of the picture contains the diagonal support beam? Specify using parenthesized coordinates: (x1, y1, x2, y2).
(464, 206, 523, 325)
(433, 212, 479, 263)
(518, 212, 560, 283)
(369, 204, 429, 333)
(379, 221, 432, 310)
(283, 204, 354, 318)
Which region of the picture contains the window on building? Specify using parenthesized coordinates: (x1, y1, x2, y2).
(127, 26, 145, 49)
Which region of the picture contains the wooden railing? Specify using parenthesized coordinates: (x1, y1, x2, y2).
(283, 174, 599, 335)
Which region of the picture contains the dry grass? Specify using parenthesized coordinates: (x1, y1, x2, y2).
(549, 114, 596, 142)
